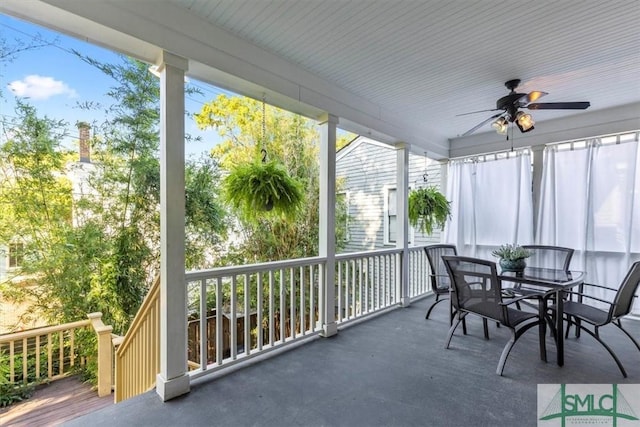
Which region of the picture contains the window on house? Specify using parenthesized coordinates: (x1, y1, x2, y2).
(386, 188, 398, 244)
(8, 242, 24, 268)
(385, 187, 413, 245)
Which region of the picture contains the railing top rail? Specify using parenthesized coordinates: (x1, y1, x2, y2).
(116, 275, 160, 354)
(185, 256, 327, 281)
(0, 319, 91, 343)
(336, 247, 402, 261)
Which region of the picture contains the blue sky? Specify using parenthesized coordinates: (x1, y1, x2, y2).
(0, 13, 227, 158)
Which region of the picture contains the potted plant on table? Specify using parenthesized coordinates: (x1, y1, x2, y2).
(491, 244, 532, 272)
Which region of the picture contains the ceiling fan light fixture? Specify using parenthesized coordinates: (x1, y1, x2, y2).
(459, 79, 590, 137)
(526, 91, 548, 103)
(515, 111, 535, 133)
(491, 116, 509, 135)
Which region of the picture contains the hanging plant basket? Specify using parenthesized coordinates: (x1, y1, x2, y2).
(408, 186, 452, 235)
(222, 159, 304, 222)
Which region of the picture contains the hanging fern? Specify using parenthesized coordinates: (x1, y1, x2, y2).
(408, 186, 452, 235)
(222, 159, 304, 222)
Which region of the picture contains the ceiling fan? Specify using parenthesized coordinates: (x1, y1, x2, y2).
(459, 79, 590, 136)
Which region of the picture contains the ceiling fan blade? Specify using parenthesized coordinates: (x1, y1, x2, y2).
(456, 108, 501, 117)
(524, 91, 548, 104)
(526, 102, 591, 110)
(461, 113, 503, 136)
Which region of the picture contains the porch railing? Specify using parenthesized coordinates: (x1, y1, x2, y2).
(187, 247, 432, 382)
(111, 247, 434, 399)
(335, 248, 400, 323)
(0, 313, 113, 397)
(185, 256, 325, 379)
(113, 276, 160, 403)
(408, 246, 430, 298)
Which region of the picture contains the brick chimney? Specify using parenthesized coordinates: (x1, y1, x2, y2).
(77, 122, 91, 163)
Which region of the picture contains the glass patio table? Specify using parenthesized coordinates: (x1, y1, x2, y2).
(499, 267, 585, 366)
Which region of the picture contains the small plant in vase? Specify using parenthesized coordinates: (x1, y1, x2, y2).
(491, 244, 532, 272)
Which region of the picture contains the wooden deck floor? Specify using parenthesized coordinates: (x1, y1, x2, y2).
(0, 376, 113, 427)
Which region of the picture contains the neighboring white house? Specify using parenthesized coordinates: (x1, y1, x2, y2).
(0, 243, 23, 283)
(0, 124, 93, 282)
(336, 136, 445, 253)
(0, 124, 94, 332)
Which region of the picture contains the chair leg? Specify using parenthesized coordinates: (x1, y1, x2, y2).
(614, 320, 640, 352)
(577, 324, 627, 378)
(497, 330, 517, 376)
(565, 315, 573, 339)
(445, 313, 465, 349)
(544, 314, 557, 345)
(451, 308, 468, 335)
(425, 296, 447, 319)
(565, 315, 582, 339)
(483, 319, 490, 339)
(497, 320, 541, 376)
(539, 318, 547, 362)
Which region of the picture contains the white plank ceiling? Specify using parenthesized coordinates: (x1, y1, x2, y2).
(2, 0, 639, 157)
(169, 0, 639, 138)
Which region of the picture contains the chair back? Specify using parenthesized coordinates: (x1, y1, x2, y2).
(442, 256, 506, 324)
(522, 245, 574, 271)
(424, 244, 457, 293)
(611, 261, 640, 319)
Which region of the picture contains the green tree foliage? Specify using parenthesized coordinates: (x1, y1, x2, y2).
(69, 55, 228, 327)
(192, 96, 348, 341)
(0, 102, 75, 322)
(185, 156, 228, 268)
(196, 95, 348, 263)
(0, 55, 227, 336)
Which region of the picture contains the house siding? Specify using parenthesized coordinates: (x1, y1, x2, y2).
(337, 137, 444, 253)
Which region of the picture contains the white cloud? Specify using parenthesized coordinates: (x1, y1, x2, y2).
(8, 75, 78, 100)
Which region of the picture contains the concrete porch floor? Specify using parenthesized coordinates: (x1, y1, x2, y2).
(66, 297, 640, 427)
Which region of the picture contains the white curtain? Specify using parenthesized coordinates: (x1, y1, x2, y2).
(444, 152, 534, 260)
(537, 137, 640, 313)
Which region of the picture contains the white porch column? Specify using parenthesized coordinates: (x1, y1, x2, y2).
(156, 51, 190, 401)
(319, 114, 338, 337)
(396, 144, 410, 307)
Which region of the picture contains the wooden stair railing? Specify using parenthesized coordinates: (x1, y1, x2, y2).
(113, 276, 160, 403)
(0, 313, 114, 398)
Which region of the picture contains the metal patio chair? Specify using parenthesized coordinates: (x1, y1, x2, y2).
(510, 245, 575, 298)
(506, 246, 576, 325)
(424, 244, 457, 321)
(442, 255, 547, 375)
(553, 261, 640, 377)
